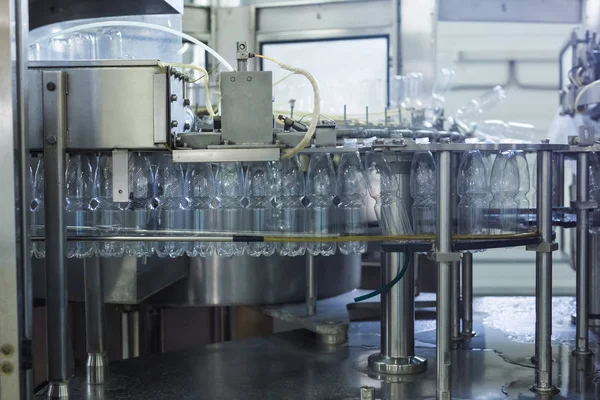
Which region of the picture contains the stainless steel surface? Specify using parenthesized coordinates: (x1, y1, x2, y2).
(589, 236, 600, 327)
(121, 309, 140, 360)
(42, 71, 71, 396)
(451, 260, 461, 348)
(172, 148, 280, 163)
(84, 257, 108, 384)
(368, 252, 427, 375)
(575, 152, 592, 356)
(438, 0, 581, 23)
(436, 150, 453, 400)
(45, 383, 69, 400)
(220, 71, 273, 145)
(305, 254, 316, 316)
(534, 150, 556, 393)
(29, 62, 168, 150)
(33, 256, 188, 304)
(359, 386, 375, 400)
(0, 0, 28, 397)
(461, 252, 474, 337)
(111, 150, 129, 203)
(35, 297, 600, 400)
(148, 253, 360, 306)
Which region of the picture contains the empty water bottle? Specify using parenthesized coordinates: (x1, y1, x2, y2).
(65, 154, 96, 258)
(185, 163, 215, 257)
(245, 162, 276, 257)
(95, 28, 123, 59)
(306, 153, 337, 256)
(274, 156, 306, 257)
(93, 154, 125, 257)
(215, 162, 246, 257)
(31, 156, 45, 258)
(489, 151, 519, 233)
(410, 151, 436, 234)
(457, 150, 489, 234)
(124, 152, 153, 258)
(514, 151, 531, 232)
(154, 154, 187, 258)
(337, 152, 367, 254)
(365, 152, 413, 235)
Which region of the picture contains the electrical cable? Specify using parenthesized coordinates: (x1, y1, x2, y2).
(254, 54, 320, 160)
(158, 61, 215, 117)
(353, 252, 412, 302)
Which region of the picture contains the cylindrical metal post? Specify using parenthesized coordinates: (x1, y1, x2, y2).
(42, 71, 71, 399)
(84, 257, 109, 384)
(534, 150, 556, 393)
(451, 261, 461, 348)
(575, 151, 592, 356)
(461, 252, 474, 338)
(368, 252, 427, 374)
(589, 236, 600, 327)
(306, 254, 316, 316)
(121, 307, 140, 359)
(436, 150, 453, 400)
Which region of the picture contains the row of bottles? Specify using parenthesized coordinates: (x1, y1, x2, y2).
(410, 150, 534, 234)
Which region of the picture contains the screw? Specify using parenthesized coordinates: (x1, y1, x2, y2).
(1, 362, 13, 375)
(0, 344, 13, 356)
(171, 121, 178, 128)
(184, 122, 191, 131)
(230, 77, 236, 82)
(46, 82, 56, 91)
(118, 189, 123, 194)
(239, 43, 246, 50)
(170, 94, 178, 102)
(247, 76, 252, 82)
(183, 99, 191, 106)
(46, 135, 57, 145)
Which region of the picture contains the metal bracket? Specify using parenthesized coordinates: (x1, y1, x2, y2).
(526, 242, 558, 253)
(570, 200, 598, 210)
(112, 150, 129, 203)
(579, 125, 596, 146)
(428, 251, 462, 263)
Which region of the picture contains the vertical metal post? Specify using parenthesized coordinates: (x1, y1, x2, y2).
(533, 149, 557, 394)
(461, 252, 474, 338)
(589, 236, 600, 328)
(43, 71, 71, 399)
(436, 150, 453, 400)
(121, 311, 130, 359)
(131, 311, 140, 358)
(306, 254, 316, 316)
(121, 307, 140, 359)
(84, 257, 109, 384)
(451, 261, 461, 348)
(574, 151, 593, 356)
(368, 252, 426, 374)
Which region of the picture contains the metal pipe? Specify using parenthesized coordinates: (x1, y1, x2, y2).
(575, 152, 591, 356)
(42, 71, 71, 399)
(461, 252, 474, 337)
(451, 261, 461, 348)
(382, 252, 411, 358)
(84, 257, 108, 384)
(131, 310, 140, 358)
(436, 150, 453, 400)
(121, 311, 130, 359)
(306, 254, 316, 316)
(534, 149, 555, 393)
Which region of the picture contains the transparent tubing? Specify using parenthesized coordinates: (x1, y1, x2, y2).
(28, 21, 235, 72)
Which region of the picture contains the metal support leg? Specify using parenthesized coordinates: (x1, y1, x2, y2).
(451, 261, 461, 348)
(533, 149, 558, 394)
(121, 307, 140, 359)
(461, 252, 475, 338)
(589, 236, 600, 328)
(84, 257, 109, 384)
(43, 71, 71, 399)
(574, 152, 593, 356)
(368, 252, 427, 374)
(436, 150, 453, 400)
(306, 254, 316, 316)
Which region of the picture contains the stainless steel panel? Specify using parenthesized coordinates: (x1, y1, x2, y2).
(439, 0, 581, 23)
(32, 257, 188, 304)
(146, 253, 361, 305)
(172, 147, 280, 163)
(221, 71, 273, 145)
(182, 5, 211, 37)
(153, 74, 168, 145)
(111, 150, 129, 203)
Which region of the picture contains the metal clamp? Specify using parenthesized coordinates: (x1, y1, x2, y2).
(526, 242, 559, 253)
(570, 200, 598, 210)
(428, 251, 462, 263)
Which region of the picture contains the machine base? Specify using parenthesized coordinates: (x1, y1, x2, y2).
(367, 353, 428, 375)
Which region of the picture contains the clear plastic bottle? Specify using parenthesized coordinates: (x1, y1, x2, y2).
(245, 162, 276, 257)
(489, 151, 519, 233)
(365, 152, 413, 235)
(410, 151, 436, 234)
(124, 152, 153, 258)
(31, 156, 45, 258)
(154, 154, 187, 258)
(455, 86, 506, 121)
(215, 162, 246, 257)
(306, 153, 337, 256)
(65, 153, 96, 258)
(337, 152, 367, 254)
(185, 163, 215, 257)
(514, 151, 531, 232)
(274, 156, 306, 257)
(457, 150, 489, 234)
(95, 28, 123, 59)
(93, 154, 125, 257)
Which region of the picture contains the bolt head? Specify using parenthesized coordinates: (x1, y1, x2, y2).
(46, 135, 57, 145)
(247, 76, 252, 82)
(171, 120, 178, 128)
(541, 138, 550, 144)
(1, 362, 13, 375)
(239, 43, 247, 50)
(0, 344, 13, 356)
(170, 94, 178, 102)
(118, 189, 123, 194)
(184, 122, 191, 131)
(230, 77, 236, 82)
(183, 99, 191, 106)
(46, 82, 56, 91)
